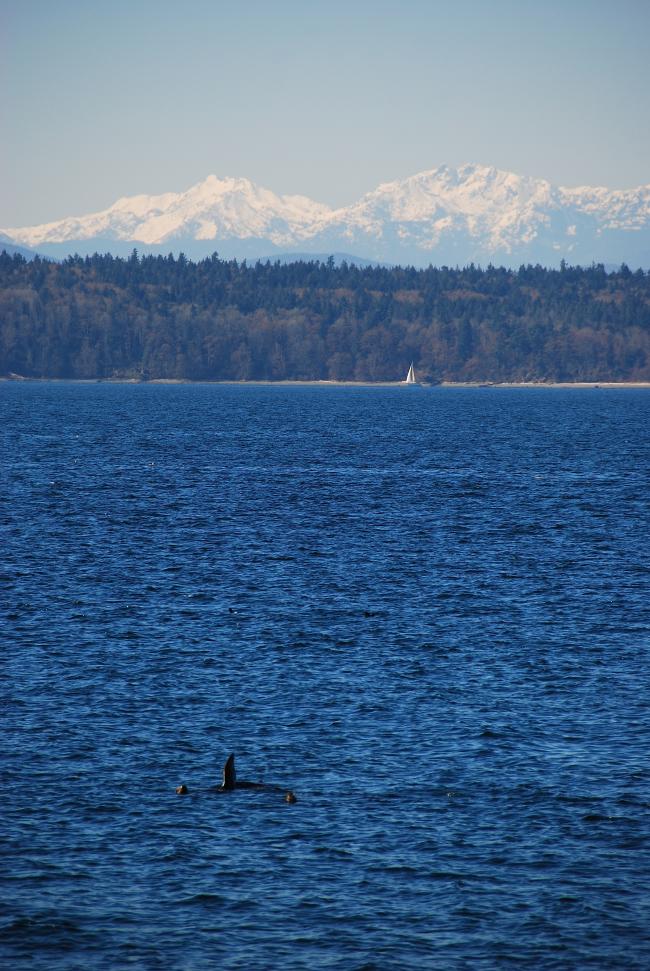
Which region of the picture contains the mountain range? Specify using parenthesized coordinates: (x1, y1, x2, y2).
(3, 164, 650, 267)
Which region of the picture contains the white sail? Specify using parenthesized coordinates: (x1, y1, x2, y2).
(405, 363, 416, 384)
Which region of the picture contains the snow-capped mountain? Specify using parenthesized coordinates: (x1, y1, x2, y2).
(312, 165, 650, 266)
(3, 175, 329, 253)
(3, 165, 650, 266)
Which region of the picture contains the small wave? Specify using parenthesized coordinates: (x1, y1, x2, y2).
(88, 802, 122, 814)
(0, 912, 98, 948)
(177, 893, 227, 907)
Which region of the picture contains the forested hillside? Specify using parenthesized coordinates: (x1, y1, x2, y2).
(1, 250, 649, 382)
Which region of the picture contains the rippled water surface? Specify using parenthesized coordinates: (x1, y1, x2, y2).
(2, 383, 649, 970)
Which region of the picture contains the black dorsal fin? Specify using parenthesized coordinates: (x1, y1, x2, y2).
(222, 753, 236, 790)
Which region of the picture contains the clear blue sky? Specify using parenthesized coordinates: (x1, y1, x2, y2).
(2, 0, 649, 226)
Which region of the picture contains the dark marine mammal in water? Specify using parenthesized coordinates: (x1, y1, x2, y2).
(217, 753, 295, 798)
(176, 754, 296, 803)
(221, 752, 236, 790)
(218, 752, 283, 792)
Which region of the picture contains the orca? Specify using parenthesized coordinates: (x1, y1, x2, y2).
(216, 753, 294, 798)
(221, 752, 236, 790)
(176, 754, 296, 803)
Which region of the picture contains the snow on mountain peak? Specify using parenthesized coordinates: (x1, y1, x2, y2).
(3, 173, 334, 248)
(3, 164, 649, 265)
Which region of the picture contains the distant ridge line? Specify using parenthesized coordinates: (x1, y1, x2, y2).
(3, 163, 650, 269)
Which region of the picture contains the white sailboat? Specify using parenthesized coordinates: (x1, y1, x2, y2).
(405, 362, 417, 385)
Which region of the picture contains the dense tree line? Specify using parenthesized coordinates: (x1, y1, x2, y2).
(1, 249, 649, 382)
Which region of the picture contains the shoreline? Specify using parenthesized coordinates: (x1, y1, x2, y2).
(2, 374, 650, 389)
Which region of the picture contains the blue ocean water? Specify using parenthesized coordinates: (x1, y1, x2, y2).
(1, 382, 649, 970)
